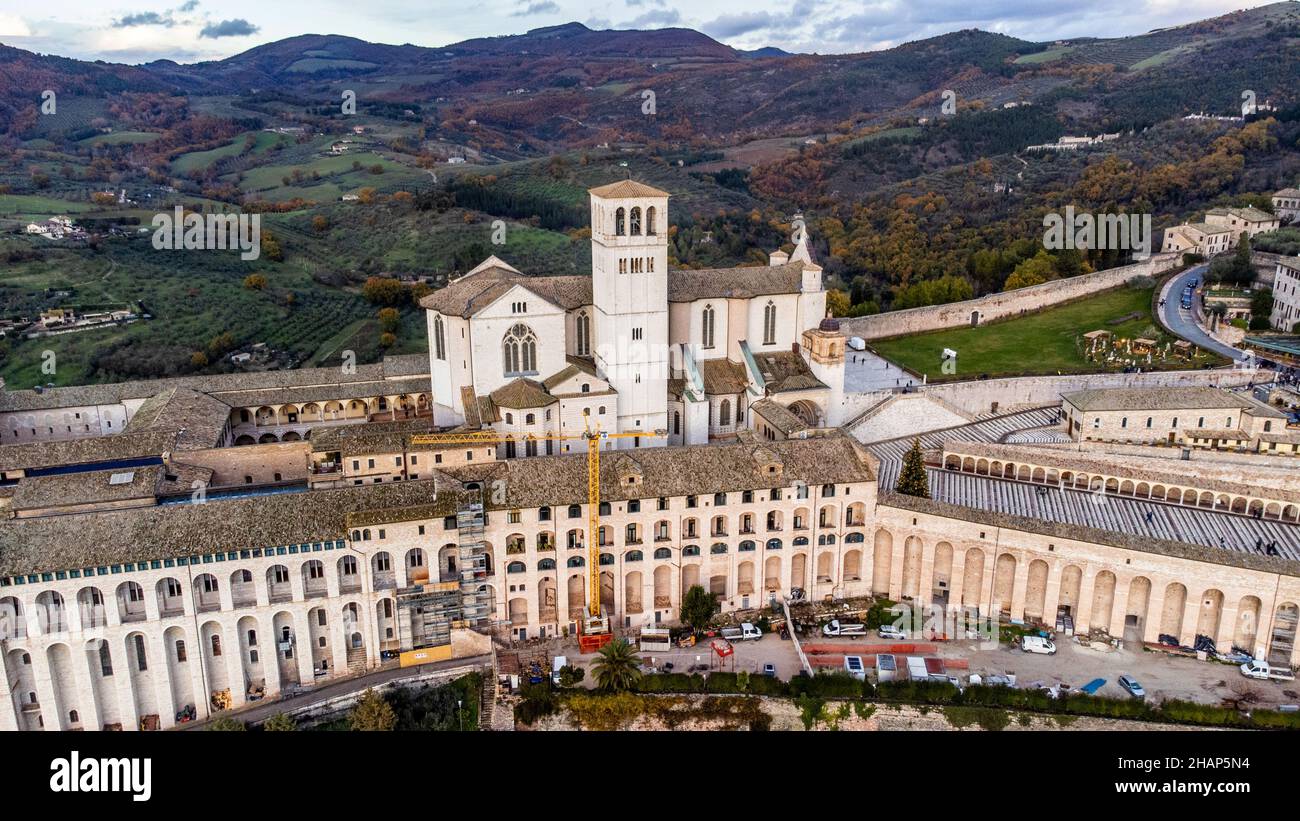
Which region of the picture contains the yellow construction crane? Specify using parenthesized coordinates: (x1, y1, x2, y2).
(410, 422, 664, 645)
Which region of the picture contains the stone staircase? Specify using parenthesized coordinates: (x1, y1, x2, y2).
(346, 645, 367, 677)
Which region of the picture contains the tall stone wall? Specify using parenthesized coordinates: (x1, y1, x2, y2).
(841, 254, 1179, 341)
(922, 367, 1264, 417)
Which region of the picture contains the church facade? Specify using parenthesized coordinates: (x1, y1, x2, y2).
(420, 180, 845, 453)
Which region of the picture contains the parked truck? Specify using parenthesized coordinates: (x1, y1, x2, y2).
(822, 619, 867, 638)
(720, 623, 762, 642)
(1240, 659, 1296, 681)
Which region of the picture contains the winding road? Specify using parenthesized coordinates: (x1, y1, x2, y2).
(1157, 263, 1247, 362)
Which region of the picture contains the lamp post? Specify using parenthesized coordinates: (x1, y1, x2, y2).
(457, 698, 463, 731)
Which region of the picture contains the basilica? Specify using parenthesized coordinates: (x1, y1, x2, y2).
(420, 180, 846, 452)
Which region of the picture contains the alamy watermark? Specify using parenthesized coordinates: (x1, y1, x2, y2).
(1043, 205, 1151, 261)
(151, 207, 261, 261)
(50, 752, 151, 802)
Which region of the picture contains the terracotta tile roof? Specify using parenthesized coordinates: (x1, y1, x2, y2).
(122, 387, 230, 450)
(0, 435, 871, 577)
(0, 431, 174, 474)
(667, 261, 806, 302)
(0, 356, 425, 414)
(1062, 387, 1252, 412)
(437, 432, 873, 511)
(749, 399, 811, 435)
(701, 358, 750, 395)
(753, 351, 826, 393)
(490, 378, 557, 410)
(10, 465, 161, 513)
(0, 480, 439, 576)
(588, 180, 669, 199)
(419, 264, 593, 319)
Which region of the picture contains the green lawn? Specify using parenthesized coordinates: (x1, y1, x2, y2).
(870, 286, 1225, 381)
(80, 131, 160, 146)
(171, 131, 290, 175)
(0, 195, 93, 217)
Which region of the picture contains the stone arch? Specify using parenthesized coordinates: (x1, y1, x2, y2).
(790, 553, 807, 590)
(931, 542, 953, 604)
(961, 548, 985, 609)
(45, 643, 79, 730)
(1126, 576, 1152, 640)
(763, 556, 782, 591)
(1160, 582, 1188, 641)
(163, 625, 193, 719)
(872, 529, 892, 595)
(787, 400, 822, 427)
(1195, 589, 1224, 645)
(1057, 565, 1082, 615)
(1024, 560, 1049, 622)
(1235, 595, 1262, 655)
(1091, 571, 1116, 635)
(992, 553, 1016, 615)
(842, 549, 862, 582)
(1268, 602, 1299, 666)
(653, 565, 672, 607)
(902, 536, 923, 600)
(567, 574, 586, 619)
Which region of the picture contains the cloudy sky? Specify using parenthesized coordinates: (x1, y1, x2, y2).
(0, 0, 1281, 63)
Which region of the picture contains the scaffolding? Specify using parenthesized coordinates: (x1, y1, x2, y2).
(455, 500, 492, 628)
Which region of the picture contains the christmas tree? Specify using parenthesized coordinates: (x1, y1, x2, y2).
(896, 438, 930, 499)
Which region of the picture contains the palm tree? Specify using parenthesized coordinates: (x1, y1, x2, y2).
(591, 638, 643, 691)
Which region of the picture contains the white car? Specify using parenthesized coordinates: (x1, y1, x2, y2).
(877, 624, 908, 641)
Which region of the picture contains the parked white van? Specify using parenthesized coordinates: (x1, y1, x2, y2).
(1021, 636, 1057, 655)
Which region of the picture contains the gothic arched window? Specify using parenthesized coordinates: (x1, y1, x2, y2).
(434, 314, 446, 360)
(615, 207, 626, 236)
(646, 206, 657, 235)
(763, 300, 777, 345)
(503, 323, 538, 375)
(702, 305, 715, 350)
(630, 207, 642, 235)
(576, 311, 591, 356)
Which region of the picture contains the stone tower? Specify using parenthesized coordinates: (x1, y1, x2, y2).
(588, 180, 670, 447)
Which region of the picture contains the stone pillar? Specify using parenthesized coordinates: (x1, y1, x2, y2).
(979, 553, 996, 617)
(31, 646, 63, 731)
(67, 641, 102, 731)
(1180, 592, 1202, 647)
(947, 549, 966, 612)
(0, 649, 17, 731)
(888, 535, 905, 601)
(1075, 570, 1096, 634)
(1216, 599, 1239, 654)
(111, 639, 140, 731)
(294, 610, 315, 685)
(223, 618, 247, 710)
(918, 542, 936, 609)
(1143, 581, 1166, 644)
(330, 609, 349, 678)
(186, 642, 210, 722)
(1109, 575, 1131, 639)
(1042, 563, 1063, 628)
(1009, 556, 1029, 623)
(151, 629, 177, 730)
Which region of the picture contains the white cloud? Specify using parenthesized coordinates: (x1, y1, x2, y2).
(0, 13, 33, 37)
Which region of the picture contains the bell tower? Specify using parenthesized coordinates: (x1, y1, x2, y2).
(588, 180, 670, 447)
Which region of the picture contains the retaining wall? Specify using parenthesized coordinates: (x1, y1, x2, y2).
(841, 254, 1179, 341)
(920, 368, 1265, 417)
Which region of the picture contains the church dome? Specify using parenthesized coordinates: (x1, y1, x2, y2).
(819, 316, 841, 332)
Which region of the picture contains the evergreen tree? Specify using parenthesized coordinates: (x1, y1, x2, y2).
(349, 688, 397, 731)
(896, 438, 930, 499)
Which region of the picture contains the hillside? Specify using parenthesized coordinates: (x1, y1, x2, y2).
(0, 2, 1298, 387)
